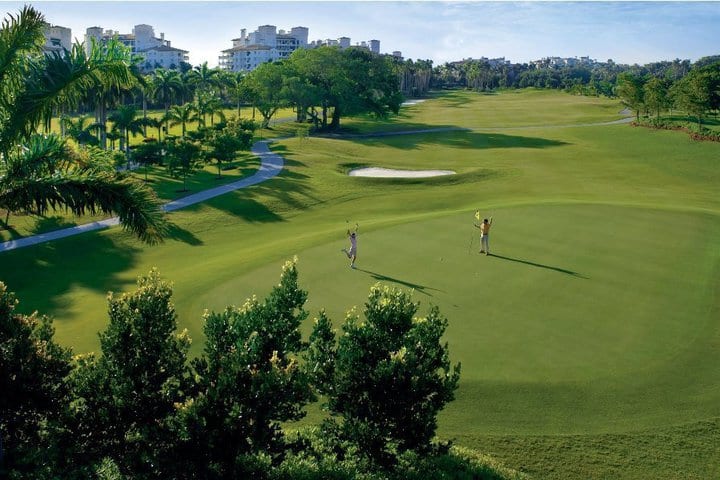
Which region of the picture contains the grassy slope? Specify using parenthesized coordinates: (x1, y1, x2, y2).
(1, 90, 719, 479)
(0, 107, 291, 241)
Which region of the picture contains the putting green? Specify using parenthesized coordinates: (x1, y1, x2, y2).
(188, 203, 720, 435)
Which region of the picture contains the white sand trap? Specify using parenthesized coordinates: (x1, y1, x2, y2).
(401, 99, 427, 106)
(349, 167, 455, 178)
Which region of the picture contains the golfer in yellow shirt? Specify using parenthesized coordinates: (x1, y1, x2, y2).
(475, 217, 493, 255)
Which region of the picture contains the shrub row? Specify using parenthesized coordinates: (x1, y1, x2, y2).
(1, 261, 524, 479)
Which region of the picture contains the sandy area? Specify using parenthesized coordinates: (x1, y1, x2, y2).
(401, 99, 427, 106)
(348, 167, 455, 178)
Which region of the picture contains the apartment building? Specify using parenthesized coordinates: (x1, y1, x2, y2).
(308, 37, 380, 53)
(530, 56, 597, 69)
(219, 24, 308, 72)
(84, 24, 189, 72)
(42, 24, 72, 53)
(219, 24, 382, 72)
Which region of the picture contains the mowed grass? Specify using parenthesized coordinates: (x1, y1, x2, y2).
(1, 89, 719, 478)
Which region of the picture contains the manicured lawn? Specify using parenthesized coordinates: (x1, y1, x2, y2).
(1, 89, 719, 479)
(0, 155, 260, 241)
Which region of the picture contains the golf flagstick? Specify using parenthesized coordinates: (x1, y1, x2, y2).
(468, 210, 480, 254)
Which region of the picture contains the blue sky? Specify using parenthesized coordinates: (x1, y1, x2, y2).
(3, 1, 719, 67)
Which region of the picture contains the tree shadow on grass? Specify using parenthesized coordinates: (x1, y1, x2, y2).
(314, 120, 568, 151)
(32, 215, 78, 234)
(354, 268, 444, 297)
(166, 222, 203, 246)
(192, 192, 286, 224)
(1, 231, 142, 315)
(489, 253, 586, 278)
(357, 129, 569, 151)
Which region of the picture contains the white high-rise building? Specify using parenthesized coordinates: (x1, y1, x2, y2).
(84, 24, 189, 72)
(220, 24, 385, 72)
(219, 24, 308, 72)
(42, 24, 72, 53)
(277, 27, 308, 59)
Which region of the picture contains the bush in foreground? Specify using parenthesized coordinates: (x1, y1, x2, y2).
(0, 261, 524, 479)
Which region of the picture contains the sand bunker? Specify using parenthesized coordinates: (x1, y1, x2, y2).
(348, 167, 456, 178)
(401, 99, 427, 106)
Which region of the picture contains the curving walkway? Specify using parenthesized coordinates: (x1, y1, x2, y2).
(0, 114, 633, 253)
(0, 141, 283, 253)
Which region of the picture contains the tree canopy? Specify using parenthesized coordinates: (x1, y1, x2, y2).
(0, 6, 168, 243)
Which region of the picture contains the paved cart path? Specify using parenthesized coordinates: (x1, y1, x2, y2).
(0, 141, 282, 253)
(0, 115, 633, 253)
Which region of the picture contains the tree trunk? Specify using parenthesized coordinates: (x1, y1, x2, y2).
(126, 130, 131, 170)
(330, 105, 341, 130)
(96, 102, 108, 150)
(142, 93, 148, 136)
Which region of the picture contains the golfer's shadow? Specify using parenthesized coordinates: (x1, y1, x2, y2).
(354, 268, 444, 296)
(489, 253, 586, 278)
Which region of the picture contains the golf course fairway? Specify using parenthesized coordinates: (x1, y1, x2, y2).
(1, 89, 719, 478)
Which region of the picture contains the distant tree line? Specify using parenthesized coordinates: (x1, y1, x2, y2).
(0, 261, 481, 479)
(400, 55, 720, 139)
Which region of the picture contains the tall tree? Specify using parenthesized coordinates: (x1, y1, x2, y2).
(0, 6, 167, 243)
(643, 76, 669, 120)
(60, 114, 101, 146)
(0, 282, 72, 477)
(174, 259, 314, 477)
(671, 68, 713, 128)
(220, 70, 249, 118)
(186, 61, 220, 94)
(168, 103, 195, 138)
(615, 72, 646, 121)
(285, 46, 402, 130)
(150, 68, 183, 136)
(194, 90, 225, 127)
(203, 120, 253, 178)
(66, 269, 191, 478)
(79, 39, 136, 150)
(244, 61, 287, 128)
(165, 137, 200, 191)
(310, 284, 460, 465)
(108, 105, 145, 166)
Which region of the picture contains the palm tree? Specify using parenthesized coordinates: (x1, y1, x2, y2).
(79, 38, 136, 150)
(60, 115, 101, 146)
(187, 61, 220, 94)
(207, 94, 226, 127)
(128, 66, 152, 136)
(220, 70, 248, 118)
(194, 90, 226, 128)
(150, 68, 183, 138)
(143, 116, 165, 142)
(106, 129, 122, 151)
(0, 6, 167, 243)
(168, 103, 195, 138)
(109, 105, 145, 167)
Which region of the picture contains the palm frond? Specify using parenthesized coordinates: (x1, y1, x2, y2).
(1, 171, 168, 244)
(0, 6, 46, 95)
(0, 39, 134, 154)
(3, 134, 69, 180)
